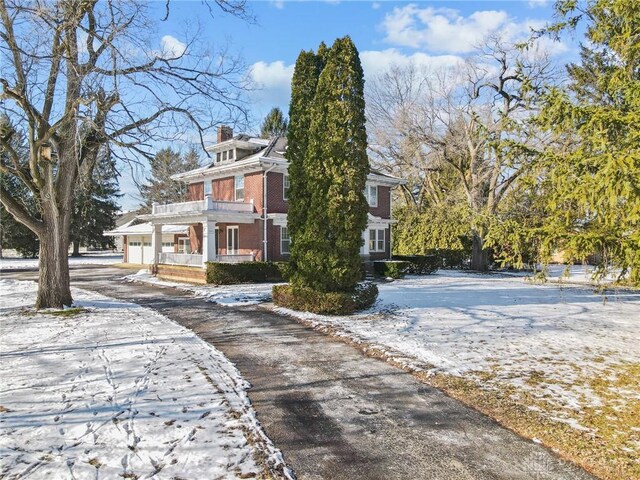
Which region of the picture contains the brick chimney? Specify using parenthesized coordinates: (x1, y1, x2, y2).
(217, 125, 233, 143)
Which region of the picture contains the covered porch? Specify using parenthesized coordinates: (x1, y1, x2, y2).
(140, 195, 261, 268)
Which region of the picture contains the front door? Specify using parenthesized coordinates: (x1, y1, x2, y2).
(226, 226, 239, 255)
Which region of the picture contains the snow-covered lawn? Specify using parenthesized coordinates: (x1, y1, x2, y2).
(126, 270, 276, 306)
(0, 279, 289, 479)
(0, 252, 123, 271)
(275, 271, 640, 468)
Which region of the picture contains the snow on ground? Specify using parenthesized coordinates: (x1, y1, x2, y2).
(126, 270, 276, 306)
(504, 264, 624, 285)
(0, 253, 123, 271)
(0, 279, 289, 479)
(276, 272, 640, 433)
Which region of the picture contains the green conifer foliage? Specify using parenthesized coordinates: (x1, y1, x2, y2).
(260, 107, 288, 138)
(293, 37, 370, 292)
(286, 50, 322, 272)
(536, 0, 640, 283)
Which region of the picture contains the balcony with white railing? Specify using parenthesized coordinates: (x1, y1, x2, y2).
(152, 196, 254, 216)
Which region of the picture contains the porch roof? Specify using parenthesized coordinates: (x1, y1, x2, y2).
(104, 222, 188, 237)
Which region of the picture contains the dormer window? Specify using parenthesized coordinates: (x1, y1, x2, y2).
(222, 151, 228, 161)
(216, 152, 221, 163)
(228, 149, 235, 160)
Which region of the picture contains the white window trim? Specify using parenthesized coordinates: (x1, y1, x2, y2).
(367, 185, 378, 207)
(369, 228, 385, 252)
(234, 175, 244, 201)
(227, 226, 239, 254)
(280, 226, 290, 254)
(178, 237, 191, 254)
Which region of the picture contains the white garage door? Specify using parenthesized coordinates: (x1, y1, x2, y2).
(127, 238, 143, 264)
(141, 237, 154, 264)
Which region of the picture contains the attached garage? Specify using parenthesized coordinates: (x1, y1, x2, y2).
(105, 222, 188, 265)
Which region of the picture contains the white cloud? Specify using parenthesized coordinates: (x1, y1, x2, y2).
(160, 35, 186, 58)
(528, 0, 549, 7)
(372, 2, 381, 9)
(249, 60, 295, 115)
(380, 5, 558, 54)
(248, 50, 463, 116)
(360, 49, 462, 80)
(270, 0, 285, 9)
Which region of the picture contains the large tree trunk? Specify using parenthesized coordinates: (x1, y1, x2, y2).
(470, 230, 490, 272)
(36, 209, 73, 309)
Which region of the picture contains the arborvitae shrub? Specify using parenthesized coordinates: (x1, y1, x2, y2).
(273, 282, 378, 315)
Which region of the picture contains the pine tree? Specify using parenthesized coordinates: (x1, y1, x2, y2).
(260, 107, 288, 138)
(70, 149, 121, 255)
(287, 50, 323, 274)
(0, 174, 39, 258)
(293, 37, 370, 292)
(140, 147, 201, 208)
(0, 118, 38, 258)
(535, 0, 640, 283)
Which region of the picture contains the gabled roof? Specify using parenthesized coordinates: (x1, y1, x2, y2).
(171, 135, 405, 186)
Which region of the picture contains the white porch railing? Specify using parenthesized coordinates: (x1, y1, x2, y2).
(152, 197, 254, 215)
(158, 252, 203, 267)
(215, 254, 255, 263)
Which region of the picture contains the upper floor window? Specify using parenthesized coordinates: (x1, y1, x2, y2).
(283, 175, 290, 200)
(216, 152, 221, 163)
(366, 185, 378, 207)
(234, 175, 244, 201)
(222, 151, 228, 161)
(228, 149, 235, 160)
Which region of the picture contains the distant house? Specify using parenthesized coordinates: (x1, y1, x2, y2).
(108, 126, 405, 274)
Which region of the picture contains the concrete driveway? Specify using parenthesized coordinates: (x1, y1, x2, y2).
(3, 266, 595, 480)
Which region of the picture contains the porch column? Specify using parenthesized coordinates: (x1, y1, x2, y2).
(151, 223, 163, 265)
(202, 220, 217, 266)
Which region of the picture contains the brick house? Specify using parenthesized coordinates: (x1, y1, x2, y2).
(118, 126, 405, 272)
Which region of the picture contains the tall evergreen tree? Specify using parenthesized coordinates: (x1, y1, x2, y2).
(70, 149, 121, 256)
(534, 0, 640, 283)
(140, 147, 201, 208)
(293, 36, 370, 292)
(287, 50, 323, 273)
(260, 107, 288, 138)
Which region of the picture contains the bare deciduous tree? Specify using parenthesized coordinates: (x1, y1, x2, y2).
(367, 37, 554, 270)
(0, 0, 250, 307)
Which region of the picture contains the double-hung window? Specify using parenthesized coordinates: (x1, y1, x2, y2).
(369, 229, 385, 252)
(366, 185, 378, 207)
(283, 175, 290, 200)
(280, 226, 290, 254)
(234, 175, 244, 201)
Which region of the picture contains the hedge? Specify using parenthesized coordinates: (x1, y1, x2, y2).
(272, 282, 378, 315)
(206, 261, 288, 285)
(392, 255, 439, 275)
(426, 249, 469, 269)
(373, 260, 410, 279)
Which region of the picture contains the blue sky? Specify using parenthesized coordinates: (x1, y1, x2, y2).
(119, 0, 573, 209)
